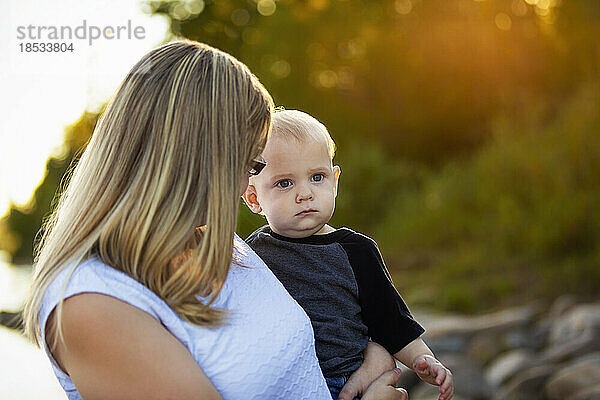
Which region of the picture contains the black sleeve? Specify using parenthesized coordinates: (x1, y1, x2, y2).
(339, 234, 425, 355)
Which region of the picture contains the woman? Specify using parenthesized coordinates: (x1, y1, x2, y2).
(23, 40, 408, 399)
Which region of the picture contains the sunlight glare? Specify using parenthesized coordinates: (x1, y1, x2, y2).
(257, 0, 276, 17)
(0, 0, 169, 216)
(495, 13, 512, 31)
(395, 0, 413, 15)
(511, 0, 528, 17)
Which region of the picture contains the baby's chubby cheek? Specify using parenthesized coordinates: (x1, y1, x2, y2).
(265, 208, 291, 231)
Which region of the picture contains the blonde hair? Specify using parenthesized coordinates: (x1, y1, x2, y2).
(23, 40, 273, 346)
(271, 110, 336, 159)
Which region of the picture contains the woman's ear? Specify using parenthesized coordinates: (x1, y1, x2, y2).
(242, 184, 263, 214)
(333, 165, 341, 197)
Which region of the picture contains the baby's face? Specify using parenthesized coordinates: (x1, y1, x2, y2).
(248, 134, 340, 238)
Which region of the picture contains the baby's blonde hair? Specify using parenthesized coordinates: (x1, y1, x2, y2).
(23, 40, 273, 346)
(271, 110, 336, 160)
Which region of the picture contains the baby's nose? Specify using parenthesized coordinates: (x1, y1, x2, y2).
(296, 187, 314, 202)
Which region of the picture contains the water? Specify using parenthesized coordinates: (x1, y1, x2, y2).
(0, 259, 66, 399)
(0, 260, 31, 312)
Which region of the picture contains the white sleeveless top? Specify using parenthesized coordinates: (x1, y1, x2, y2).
(39, 235, 331, 399)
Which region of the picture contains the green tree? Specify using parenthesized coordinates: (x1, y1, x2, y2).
(0, 112, 98, 264)
(2, 0, 598, 313)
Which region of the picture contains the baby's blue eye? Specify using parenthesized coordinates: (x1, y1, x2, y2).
(311, 173, 324, 182)
(276, 179, 293, 188)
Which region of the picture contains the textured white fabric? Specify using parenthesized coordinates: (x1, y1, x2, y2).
(39, 235, 331, 399)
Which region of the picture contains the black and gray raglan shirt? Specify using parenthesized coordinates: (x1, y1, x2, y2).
(246, 225, 425, 378)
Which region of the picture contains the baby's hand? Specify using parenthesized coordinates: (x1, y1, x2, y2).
(413, 354, 454, 400)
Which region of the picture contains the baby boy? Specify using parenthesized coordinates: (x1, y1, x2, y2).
(243, 110, 453, 400)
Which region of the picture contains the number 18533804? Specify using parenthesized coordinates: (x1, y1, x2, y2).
(19, 42, 74, 52)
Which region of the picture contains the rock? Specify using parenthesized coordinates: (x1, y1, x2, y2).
(549, 303, 600, 346)
(425, 303, 542, 338)
(409, 382, 468, 400)
(505, 326, 543, 350)
(465, 303, 542, 335)
(424, 303, 543, 354)
(567, 384, 600, 400)
(485, 349, 536, 389)
(494, 364, 557, 400)
(539, 331, 600, 365)
(396, 300, 600, 400)
(531, 296, 579, 352)
(548, 295, 577, 319)
(467, 332, 507, 367)
(531, 318, 552, 351)
(409, 381, 440, 399)
(438, 353, 494, 400)
(545, 353, 600, 400)
(0, 311, 22, 330)
(427, 333, 470, 353)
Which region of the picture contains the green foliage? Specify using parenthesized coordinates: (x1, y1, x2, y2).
(236, 199, 265, 238)
(376, 82, 600, 312)
(0, 112, 98, 264)
(331, 141, 426, 233)
(149, 0, 600, 164)
(0, 156, 68, 264)
(1, 1, 598, 315)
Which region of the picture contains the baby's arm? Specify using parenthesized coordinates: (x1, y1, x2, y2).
(338, 340, 396, 400)
(394, 337, 454, 400)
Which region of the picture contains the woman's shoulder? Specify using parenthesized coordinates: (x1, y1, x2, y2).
(39, 257, 186, 350)
(41, 257, 170, 318)
(47, 291, 224, 399)
(39, 257, 194, 391)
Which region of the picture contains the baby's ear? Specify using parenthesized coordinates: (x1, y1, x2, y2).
(242, 184, 263, 214)
(333, 165, 341, 197)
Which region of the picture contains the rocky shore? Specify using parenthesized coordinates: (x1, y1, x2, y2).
(404, 297, 600, 400)
(0, 311, 22, 330)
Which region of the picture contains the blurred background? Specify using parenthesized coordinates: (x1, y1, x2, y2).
(1, 0, 599, 399)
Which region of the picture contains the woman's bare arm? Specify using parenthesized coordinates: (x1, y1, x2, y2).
(47, 293, 222, 400)
(338, 340, 396, 400)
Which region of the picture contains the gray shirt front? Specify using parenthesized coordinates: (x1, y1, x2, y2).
(247, 228, 369, 377)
